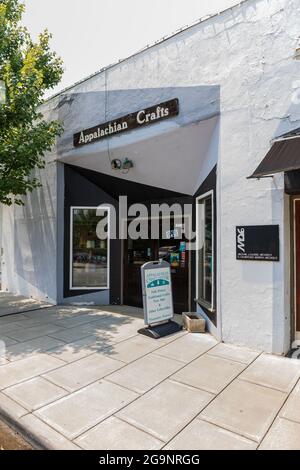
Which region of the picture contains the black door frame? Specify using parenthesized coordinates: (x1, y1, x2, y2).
(121, 214, 192, 312)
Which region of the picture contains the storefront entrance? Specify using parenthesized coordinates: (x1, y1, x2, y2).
(294, 199, 300, 340)
(123, 218, 190, 314)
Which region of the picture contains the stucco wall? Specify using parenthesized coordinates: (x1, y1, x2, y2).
(1, 161, 58, 304)
(1, 96, 60, 303)
(216, 0, 300, 353)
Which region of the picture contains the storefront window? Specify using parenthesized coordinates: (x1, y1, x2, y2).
(70, 207, 109, 289)
(197, 192, 214, 311)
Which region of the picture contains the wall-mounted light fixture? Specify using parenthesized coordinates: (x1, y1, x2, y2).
(111, 159, 122, 170)
(111, 158, 134, 173)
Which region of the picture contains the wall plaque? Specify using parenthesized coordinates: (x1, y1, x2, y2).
(236, 225, 280, 261)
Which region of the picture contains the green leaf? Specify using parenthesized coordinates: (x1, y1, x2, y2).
(0, 0, 64, 205)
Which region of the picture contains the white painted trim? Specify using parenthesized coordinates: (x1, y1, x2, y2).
(196, 190, 215, 312)
(69, 206, 110, 291)
(273, 134, 300, 143)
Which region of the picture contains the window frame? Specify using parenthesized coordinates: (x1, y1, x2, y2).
(69, 206, 110, 291)
(196, 190, 215, 312)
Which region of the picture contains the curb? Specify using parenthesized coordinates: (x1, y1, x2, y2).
(0, 408, 45, 450)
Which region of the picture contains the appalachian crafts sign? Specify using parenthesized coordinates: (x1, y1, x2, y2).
(73, 98, 179, 147)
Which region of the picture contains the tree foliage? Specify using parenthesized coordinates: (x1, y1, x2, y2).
(0, 0, 63, 205)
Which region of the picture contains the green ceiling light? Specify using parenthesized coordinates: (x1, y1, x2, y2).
(0, 80, 6, 105)
(122, 158, 134, 171)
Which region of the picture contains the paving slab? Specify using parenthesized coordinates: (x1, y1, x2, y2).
(3, 377, 68, 411)
(0, 314, 30, 325)
(208, 343, 260, 365)
(117, 379, 214, 443)
(239, 354, 300, 393)
(0, 294, 51, 317)
(47, 335, 108, 363)
(165, 418, 257, 450)
(35, 380, 138, 440)
(154, 333, 218, 363)
(18, 414, 80, 450)
(280, 379, 300, 423)
(92, 318, 144, 343)
(8, 317, 55, 328)
(0, 338, 8, 364)
(144, 330, 188, 345)
(0, 354, 65, 389)
(5, 323, 64, 343)
(106, 353, 183, 394)
(5, 336, 66, 362)
(0, 322, 24, 335)
(0, 335, 18, 347)
(200, 379, 287, 443)
(171, 354, 246, 394)
(49, 311, 110, 329)
(103, 335, 161, 363)
(90, 314, 141, 328)
(75, 416, 164, 450)
(22, 306, 86, 320)
(48, 323, 100, 343)
(43, 353, 125, 392)
(100, 305, 144, 318)
(259, 417, 300, 450)
(0, 391, 28, 420)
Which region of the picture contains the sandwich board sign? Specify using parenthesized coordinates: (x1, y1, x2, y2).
(139, 260, 181, 339)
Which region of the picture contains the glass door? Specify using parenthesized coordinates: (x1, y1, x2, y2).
(123, 237, 157, 308)
(158, 217, 189, 314)
(123, 216, 190, 313)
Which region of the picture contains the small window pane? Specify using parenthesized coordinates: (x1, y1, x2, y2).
(71, 208, 108, 289)
(197, 195, 214, 309)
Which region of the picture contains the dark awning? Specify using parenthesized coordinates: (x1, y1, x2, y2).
(248, 136, 300, 179)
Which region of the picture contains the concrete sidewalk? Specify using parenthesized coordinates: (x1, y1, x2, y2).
(0, 291, 51, 317)
(1, 304, 300, 450)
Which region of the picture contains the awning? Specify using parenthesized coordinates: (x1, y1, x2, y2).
(248, 134, 300, 179)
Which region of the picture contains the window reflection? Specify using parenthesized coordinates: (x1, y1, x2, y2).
(197, 194, 214, 309)
(71, 208, 109, 289)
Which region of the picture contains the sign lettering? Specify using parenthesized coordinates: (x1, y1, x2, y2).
(141, 261, 174, 326)
(73, 98, 179, 148)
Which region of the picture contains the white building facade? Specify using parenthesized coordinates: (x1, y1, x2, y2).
(1, 0, 300, 354)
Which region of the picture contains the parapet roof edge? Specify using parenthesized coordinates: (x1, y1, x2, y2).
(44, 0, 249, 104)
